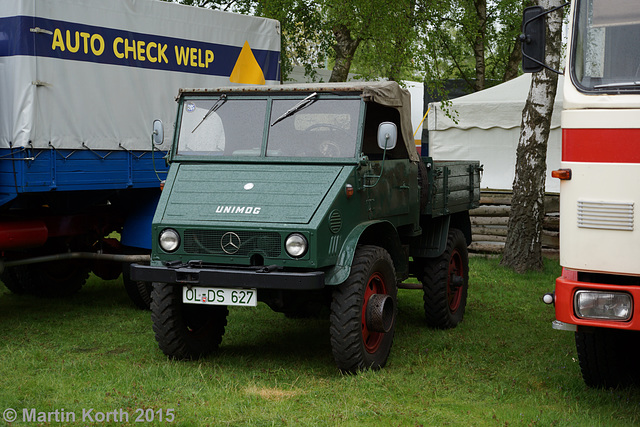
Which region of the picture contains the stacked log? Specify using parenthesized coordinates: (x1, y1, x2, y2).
(469, 191, 559, 255)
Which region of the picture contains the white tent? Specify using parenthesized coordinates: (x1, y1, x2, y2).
(427, 74, 563, 193)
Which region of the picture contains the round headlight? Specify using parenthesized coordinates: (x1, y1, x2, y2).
(159, 228, 180, 253)
(285, 233, 308, 258)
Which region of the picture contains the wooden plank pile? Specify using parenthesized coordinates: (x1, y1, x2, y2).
(469, 191, 559, 255)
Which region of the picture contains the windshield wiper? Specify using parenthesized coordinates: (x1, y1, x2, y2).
(593, 81, 640, 90)
(270, 92, 318, 127)
(191, 94, 227, 133)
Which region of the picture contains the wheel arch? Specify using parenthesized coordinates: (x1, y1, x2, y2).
(324, 220, 405, 286)
(411, 211, 471, 259)
(450, 211, 472, 246)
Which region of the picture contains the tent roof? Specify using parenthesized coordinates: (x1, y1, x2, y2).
(427, 74, 564, 131)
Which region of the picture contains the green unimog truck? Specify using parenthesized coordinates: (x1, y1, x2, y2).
(131, 81, 481, 373)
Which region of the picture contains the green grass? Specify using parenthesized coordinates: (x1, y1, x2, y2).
(1, 257, 639, 426)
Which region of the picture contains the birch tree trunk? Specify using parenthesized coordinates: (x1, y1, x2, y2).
(329, 25, 360, 82)
(472, 0, 487, 91)
(500, 0, 563, 273)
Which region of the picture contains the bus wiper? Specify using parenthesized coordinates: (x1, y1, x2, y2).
(192, 94, 227, 133)
(593, 81, 640, 89)
(270, 92, 318, 127)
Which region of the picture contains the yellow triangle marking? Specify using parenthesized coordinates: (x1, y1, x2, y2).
(230, 41, 266, 85)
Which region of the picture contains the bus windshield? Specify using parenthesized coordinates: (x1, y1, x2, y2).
(572, 0, 640, 92)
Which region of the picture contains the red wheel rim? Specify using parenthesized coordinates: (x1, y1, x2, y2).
(447, 249, 464, 312)
(361, 272, 387, 353)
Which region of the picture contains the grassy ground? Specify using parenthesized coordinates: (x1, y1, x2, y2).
(1, 256, 639, 426)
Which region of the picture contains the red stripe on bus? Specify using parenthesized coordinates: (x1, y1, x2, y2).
(563, 128, 640, 163)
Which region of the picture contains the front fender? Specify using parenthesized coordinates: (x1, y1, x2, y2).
(324, 220, 405, 285)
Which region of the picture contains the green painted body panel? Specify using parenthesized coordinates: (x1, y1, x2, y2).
(426, 160, 482, 216)
(161, 163, 343, 224)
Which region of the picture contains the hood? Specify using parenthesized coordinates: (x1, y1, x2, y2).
(161, 163, 344, 224)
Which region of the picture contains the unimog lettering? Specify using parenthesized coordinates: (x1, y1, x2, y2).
(131, 81, 481, 373)
(215, 206, 261, 214)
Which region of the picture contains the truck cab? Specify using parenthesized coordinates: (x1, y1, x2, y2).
(132, 81, 480, 372)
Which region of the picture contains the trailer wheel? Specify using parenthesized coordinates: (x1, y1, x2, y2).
(575, 328, 640, 388)
(1, 261, 89, 296)
(151, 282, 228, 360)
(40, 261, 91, 296)
(421, 228, 469, 329)
(0, 266, 28, 294)
(329, 245, 397, 373)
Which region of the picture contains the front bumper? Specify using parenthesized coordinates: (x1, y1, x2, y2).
(555, 275, 640, 331)
(130, 262, 325, 290)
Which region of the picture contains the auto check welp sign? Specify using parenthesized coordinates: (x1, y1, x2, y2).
(1, 15, 280, 80)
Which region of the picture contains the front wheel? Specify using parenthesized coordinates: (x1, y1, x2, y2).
(329, 245, 397, 373)
(151, 282, 228, 360)
(576, 327, 640, 388)
(123, 262, 152, 310)
(421, 228, 469, 329)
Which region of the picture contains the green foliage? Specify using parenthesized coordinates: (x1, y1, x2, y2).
(1, 258, 640, 425)
(166, 0, 526, 96)
(419, 0, 526, 96)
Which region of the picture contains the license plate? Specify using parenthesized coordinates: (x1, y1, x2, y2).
(182, 286, 257, 307)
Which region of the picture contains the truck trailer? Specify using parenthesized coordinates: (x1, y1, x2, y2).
(0, 0, 280, 305)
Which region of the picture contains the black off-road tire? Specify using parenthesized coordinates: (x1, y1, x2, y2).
(34, 261, 91, 297)
(2, 262, 90, 297)
(575, 328, 640, 388)
(151, 282, 228, 360)
(123, 263, 152, 310)
(329, 245, 397, 373)
(421, 228, 469, 329)
(1, 266, 28, 294)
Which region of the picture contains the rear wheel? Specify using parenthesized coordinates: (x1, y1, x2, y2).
(329, 245, 397, 373)
(575, 327, 640, 388)
(31, 260, 91, 296)
(151, 282, 228, 360)
(421, 228, 469, 329)
(1, 261, 90, 297)
(0, 266, 28, 294)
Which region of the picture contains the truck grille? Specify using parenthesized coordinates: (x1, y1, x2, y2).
(183, 230, 282, 257)
(577, 200, 634, 231)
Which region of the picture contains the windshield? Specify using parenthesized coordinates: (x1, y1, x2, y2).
(267, 98, 360, 158)
(572, 0, 640, 92)
(177, 98, 267, 156)
(176, 94, 362, 159)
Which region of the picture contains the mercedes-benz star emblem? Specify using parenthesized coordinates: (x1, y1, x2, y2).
(221, 232, 241, 254)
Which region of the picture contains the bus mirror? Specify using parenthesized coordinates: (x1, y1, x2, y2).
(521, 6, 546, 73)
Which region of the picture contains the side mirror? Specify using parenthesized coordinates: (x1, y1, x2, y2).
(152, 119, 164, 145)
(377, 122, 397, 151)
(521, 6, 546, 73)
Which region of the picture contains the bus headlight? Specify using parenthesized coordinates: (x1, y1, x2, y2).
(159, 228, 180, 253)
(285, 233, 307, 258)
(574, 290, 632, 321)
